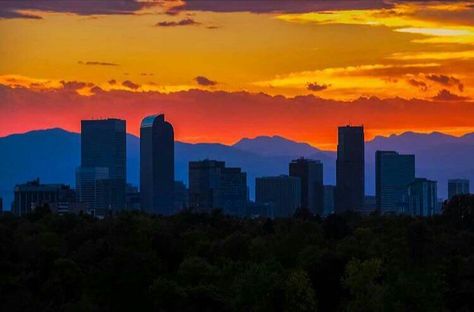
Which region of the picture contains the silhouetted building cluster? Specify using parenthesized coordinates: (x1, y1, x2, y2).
(9, 116, 472, 218)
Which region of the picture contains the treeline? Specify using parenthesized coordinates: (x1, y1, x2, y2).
(1, 195, 474, 311)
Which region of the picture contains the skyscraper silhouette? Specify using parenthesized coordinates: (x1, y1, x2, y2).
(289, 158, 324, 216)
(77, 119, 126, 216)
(140, 114, 174, 215)
(335, 126, 364, 213)
(376, 151, 415, 214)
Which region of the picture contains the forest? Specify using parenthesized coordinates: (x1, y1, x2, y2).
(1, 195, 474, 312)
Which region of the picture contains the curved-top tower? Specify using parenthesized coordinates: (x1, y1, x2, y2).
(140, 114, 174, 215)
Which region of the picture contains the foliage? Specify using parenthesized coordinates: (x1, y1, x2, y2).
(1, 196, 474, 311)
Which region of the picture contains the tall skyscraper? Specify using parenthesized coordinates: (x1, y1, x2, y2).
(376, 151, 415, 214)
(408, 178, 438, 216)
(289, 158, 324, 216)
(77, 119, 126, 216)
(188, 160, 247, 216)
(256, 175, 301, 218)
(448, 179, 470, 200)
(140, 114, 174, 215)
(335, 126, 365, 213)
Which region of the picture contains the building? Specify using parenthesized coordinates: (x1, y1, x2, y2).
(448, 179, 470, 200)
(126, 184, 141, 211)
(255, 175, 301, 218)
(174, 181, 188, 212)
(289, 158, 324, 216)
(407, 178, 438, 217)
(376, 151, 415, 214)
(362, 195, 377, 215)
(188, 160, 247, 216)
(0, 197, 3, 214)
(76, 119, 126, 216)
(323, 185, 336, 216)
(140, 114, 175, 215)
(335, 126, 365, 213)
(12, 179, 76, 216)
(76, 167, 110, 216)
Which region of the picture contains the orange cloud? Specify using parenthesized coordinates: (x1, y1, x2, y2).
(0, 85, 473, 150)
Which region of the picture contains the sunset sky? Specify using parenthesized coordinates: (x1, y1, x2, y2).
(1, 0, 473, 149)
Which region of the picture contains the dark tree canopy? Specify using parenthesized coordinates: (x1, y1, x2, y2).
(1, 196, 474, 311)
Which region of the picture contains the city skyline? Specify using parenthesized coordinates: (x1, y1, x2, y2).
(1, 0, 474, 149)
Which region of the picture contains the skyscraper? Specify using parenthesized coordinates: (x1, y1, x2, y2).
(289, 158, 324, 216)
(77, 119, 126, 216)
(335, 126, 365, 213)
(376, 151, 415, 214)
(448, 179, 470, 199)
(408, 178, 438, 216)
(140, 114, 174, 215)
(188, 160, 247, 216)
(255, 175, 301, 218)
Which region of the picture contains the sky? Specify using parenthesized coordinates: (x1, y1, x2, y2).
(0, 0, 473, 150)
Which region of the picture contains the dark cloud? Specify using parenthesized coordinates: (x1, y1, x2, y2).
(0, 0, 146, 19)
(195, 76, 217, 86)
(307, 82, 329, 92)
(182, 0, 391, 14)
(426, 74, 464, 92)
(432, 89, 469, 101)
(60, 80, 93, 90)
(122, 80, 140, 90)
(155, 18, 199, 27)
(407, 79, 428, 92)
(90, 85, 104, 94)
(78, 61, 119, 66)
(108, 79, 117, 85)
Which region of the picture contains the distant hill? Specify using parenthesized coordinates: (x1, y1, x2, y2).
(1, 129, 473, 210)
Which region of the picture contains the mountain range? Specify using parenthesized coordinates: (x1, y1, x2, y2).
(1, 128, 473, 210)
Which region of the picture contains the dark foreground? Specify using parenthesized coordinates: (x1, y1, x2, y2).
(1, 196, 474, 312)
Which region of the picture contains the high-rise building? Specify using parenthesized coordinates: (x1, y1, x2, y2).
(12, 179, 76, 216)
(140, 114, 175, 215)
(174, 181, 188, 212)
(289, 158, 324, 216)
(255, 175, 301, 218)
(323, 185, 336, 216)
(407, 178, 438, 216)
(448, 179, 470, 200)
(376, 151, 415, 214)
(188, 160, 247, 216)
(76, 167, 110, 216)
(77, 119, 126, 216)
(0, 197, 3, 214)
(335, 126, 365, 213)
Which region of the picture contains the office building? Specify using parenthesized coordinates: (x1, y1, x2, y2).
(336, 126, 365, 213)
(188, 160, 247, 216)
(289, 158, 324, 216)
(174, 181, 188, 212)
(448, 179, 470, 200)
(407, 178, 438, 217)
(77, 119, 126, 216)
(323, 185, 336, 216)
(140, 114, 175, 215)
(126, 184, 141, 211)
(12, 179, 76, 216)
(376, 151, 415, 214)
(255, 175, 301, 218)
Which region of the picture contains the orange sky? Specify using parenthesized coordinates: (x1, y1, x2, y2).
(0, 0, 473, 149)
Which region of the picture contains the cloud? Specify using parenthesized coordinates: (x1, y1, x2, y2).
(60, 80, 91, 90)
(108, 79, 117, 85)
(0, 1, 146, 19)
(78, 61, 118, 66)
(122, 80, 140, 90)
(306, 82, 329, 92)
(425, 74, 464, 92)
(432, 89, 469, 101)
(407, 79, 428, 91)
(155, 18, 199, 27)
(1, 85, 474, 149)
(195, 76, 217, 86)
